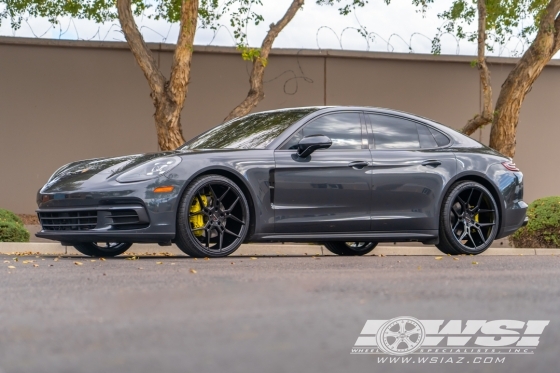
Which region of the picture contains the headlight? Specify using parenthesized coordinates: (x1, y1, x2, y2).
(116, 156, 182, 183)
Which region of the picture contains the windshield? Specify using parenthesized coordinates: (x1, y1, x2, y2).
(180, 108, 318, 150)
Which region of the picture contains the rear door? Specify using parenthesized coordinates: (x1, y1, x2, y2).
(365, 113, 456, 231)
(273, 112, 373, 233)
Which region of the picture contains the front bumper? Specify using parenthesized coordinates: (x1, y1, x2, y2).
(36, 176, 182, 244)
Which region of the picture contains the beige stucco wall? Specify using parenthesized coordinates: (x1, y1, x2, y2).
(0, 37, 558, 213)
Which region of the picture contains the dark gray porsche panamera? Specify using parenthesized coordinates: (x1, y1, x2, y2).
(36, 106, 528, 257)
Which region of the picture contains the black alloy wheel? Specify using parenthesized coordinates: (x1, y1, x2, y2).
(73, 242, 132, 257)
(176, 175, 250, 258)
(323, 241, 378, 256)
(437, 181, 499, 255)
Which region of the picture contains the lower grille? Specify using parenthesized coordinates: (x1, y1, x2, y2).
(38, 206, 150, 231)
(39, 211, 97, 231)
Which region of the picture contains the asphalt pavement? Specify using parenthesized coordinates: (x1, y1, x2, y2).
(1, 254, 559, 373)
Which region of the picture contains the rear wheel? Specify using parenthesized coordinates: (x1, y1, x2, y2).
(73, 242, 132, 257)
(437, 181, 499, 255)
(324, 241, 378, 256)
(176, 175, 250, 258)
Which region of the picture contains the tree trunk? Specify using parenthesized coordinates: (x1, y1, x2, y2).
(489, 0, 560, 157)
(461, 0, 493, 136)
(117, 0, 199, 151)
(223, 0, 305, 122)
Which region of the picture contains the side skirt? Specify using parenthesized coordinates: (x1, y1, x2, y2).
(250, 230, 438, 243)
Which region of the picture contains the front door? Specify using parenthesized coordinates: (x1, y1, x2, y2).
(273, 112, 372, 233)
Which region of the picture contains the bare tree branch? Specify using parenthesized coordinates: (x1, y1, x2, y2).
(224, 0, 305, 122)
(116, 0, 165, 97)
(169, 0, 199, 108)
(460, 0, 493, 136)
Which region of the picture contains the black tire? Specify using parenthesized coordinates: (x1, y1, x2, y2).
(175, 175, 250, 258)
(323, 241, 378, 256)
(437, 181, 499, 255)
(73, 242, 132, 257)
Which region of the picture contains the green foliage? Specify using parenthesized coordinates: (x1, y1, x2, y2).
(223, 0, 264, 47)
(0, 209, 24, 226)
(511, 196, 560, 248)
(0, 0, 268, 63)
(0, 209, 29, 242)
(0, 1, 252, 37)
(238, 45, 267, 65)
(0, 221, 30, 242)
(430, 0, 549, 54)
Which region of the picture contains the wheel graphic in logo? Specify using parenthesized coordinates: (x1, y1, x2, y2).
(376, 317, 425, 356)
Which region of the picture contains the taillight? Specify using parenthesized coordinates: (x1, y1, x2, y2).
(502, 161, 520, 172)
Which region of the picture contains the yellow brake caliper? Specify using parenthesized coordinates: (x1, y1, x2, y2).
(190, 195, 208, 236)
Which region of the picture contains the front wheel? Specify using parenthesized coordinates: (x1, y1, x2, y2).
(323, 241, 378, 256)
(175, 175, 250, 258)
(73, 242, 132, 257)
(437, 181, 499, 255)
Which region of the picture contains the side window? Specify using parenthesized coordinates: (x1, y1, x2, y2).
(417, 123, 438, 148)
(282, 112, 363, 150)
(368, 114, 420, 150)
(430, 128, 451, 147)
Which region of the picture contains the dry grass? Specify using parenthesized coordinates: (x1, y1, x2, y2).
(17, 214, 40, 225)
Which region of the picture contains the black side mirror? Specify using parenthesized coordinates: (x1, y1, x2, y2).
(297, 135, 332, 158)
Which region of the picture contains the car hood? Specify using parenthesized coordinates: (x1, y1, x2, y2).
(42, 151, 181, 192)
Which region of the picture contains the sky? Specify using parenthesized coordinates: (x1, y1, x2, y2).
(0, 0, 553, 58)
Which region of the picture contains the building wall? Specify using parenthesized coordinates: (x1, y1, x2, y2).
(0, 37, 558, 213)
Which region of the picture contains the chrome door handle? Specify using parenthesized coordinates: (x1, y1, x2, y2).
(348, 161, 369, 170)
(421, 160, 442, 167)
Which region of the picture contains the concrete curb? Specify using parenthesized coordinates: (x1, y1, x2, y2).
(0, 242, 558, 256)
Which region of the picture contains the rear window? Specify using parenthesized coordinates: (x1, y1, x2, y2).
(429, 128, 451, 147)
(180, 109, 317, 150)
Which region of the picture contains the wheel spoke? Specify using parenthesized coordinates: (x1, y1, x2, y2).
(218, 229, 224, 251)
(478, 209, 495, 213)
(226, 197, 240, 212)
(475, 226, 486, 243)
(398, 320, 407, 333)
(208, 185, 218, 207)
(219, 187, 230, 202)
(206, 228, 211, 248)
(385, 331, 401, 338)
(458, 226, 468, 241)
(402, 336, 415, 348)
(452, 219, 461, 232)
(405, 327, 420, 336)
(451, 204, 462, 218)
(389, 338, 402, 349)
(466, 188, 474, 206)
(224, 228, 241, 238)
(467, 230, 477, 248)
(189, 210, 205, 217)
(478, 222, 495, 227)
(474, 191, 484, 212)
(227, 214, 245, 225)
(195, 193, 206, 209)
